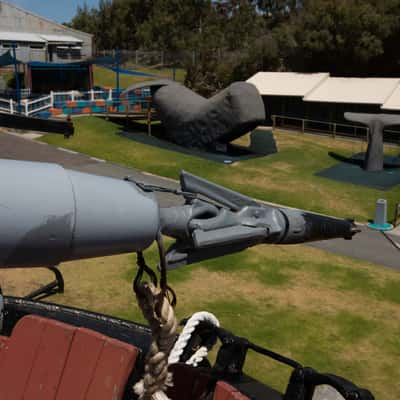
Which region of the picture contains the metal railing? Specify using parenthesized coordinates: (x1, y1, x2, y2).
(52, 89, 114, 104)
(0, 88, 31, 100)
(271, 114, 400, 145)
(0, 97, 16, 114)
(24, 95, 52, 116)
(0, 88, 153, 117)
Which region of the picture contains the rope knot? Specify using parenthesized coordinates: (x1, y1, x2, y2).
(133, 248, 178, 400)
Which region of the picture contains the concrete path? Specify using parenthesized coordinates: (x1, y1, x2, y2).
(0, 130, 180, 207)
(309, 225, 399, 270)
(1, 130, 399, 270)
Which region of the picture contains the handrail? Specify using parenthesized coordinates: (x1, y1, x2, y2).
(0, 88, 152, 117)
(25, 95, 52, 116)
(271, 114, 400, 144)
(272, 114, 368, 131)
(28, 95, 51, 106)
(0, 97, 17, 114)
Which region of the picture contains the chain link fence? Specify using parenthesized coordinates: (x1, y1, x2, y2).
(96, 49, 194, 68)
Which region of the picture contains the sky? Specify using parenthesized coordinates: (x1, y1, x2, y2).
(4, 0, 100, 24)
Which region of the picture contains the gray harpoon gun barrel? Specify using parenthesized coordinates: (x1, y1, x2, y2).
(0, 160, 357, 269)
(0, 159, 159, 268)
(160, 171, 357, 268)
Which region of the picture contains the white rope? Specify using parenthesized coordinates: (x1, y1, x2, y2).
(168, 311, 220, 366)
(133, 282, 178, 400)
(185, 346, 209, 367)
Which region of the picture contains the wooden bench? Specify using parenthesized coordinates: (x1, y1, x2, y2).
(213, 381, 251, 400)
(0, 315, 139, 400)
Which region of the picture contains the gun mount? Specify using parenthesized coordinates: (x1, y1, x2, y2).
(0, 159, 357, 269)
(0, 158, 373, 400)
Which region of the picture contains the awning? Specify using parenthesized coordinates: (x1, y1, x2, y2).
(303, 77, 400, 105)
(40, 34, 82, 44)
(0, 31, 45, 43)
(381, 84, 400, 110)
(0, 50, 21, 67)
(28, 61, 91, 70)
(247, 72, 329, 96)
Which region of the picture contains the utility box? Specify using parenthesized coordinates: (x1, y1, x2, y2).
(368, 198, 393, 231)
(374, 199, 387, 226)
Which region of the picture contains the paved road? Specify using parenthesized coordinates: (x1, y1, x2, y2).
(0, 130, 181, 207)
(1, 130, 399, 270)
(309, 225, 399, 270)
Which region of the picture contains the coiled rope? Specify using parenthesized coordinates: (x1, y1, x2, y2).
(133, 234, 178, 400)
(133, 235, 220, 399)
(168, 311, 220, 367)
(134, 281, 177, 400)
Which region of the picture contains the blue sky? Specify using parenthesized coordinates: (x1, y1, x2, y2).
(5, 0, 99, 24)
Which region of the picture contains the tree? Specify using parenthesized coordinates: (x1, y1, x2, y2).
(69, 3, 97, 35)
(257, 0, 303, 22)
(66, 0, 400, 91)
(289, 0, 398, 75)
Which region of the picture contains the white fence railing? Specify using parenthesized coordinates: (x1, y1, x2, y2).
(52, 89, 114, 104)
(0, 88, 152, 117)
(24, 95, 52, 116)
(0, 97, 16, 114)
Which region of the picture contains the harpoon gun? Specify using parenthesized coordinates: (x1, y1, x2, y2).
(0, 159, 358, 269)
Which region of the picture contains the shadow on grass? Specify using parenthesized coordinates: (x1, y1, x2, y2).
(113, 119, 278, 164)
(329, 151, 400, 169)
(328, 151, 364, 167)
(317, 154, 400, 190)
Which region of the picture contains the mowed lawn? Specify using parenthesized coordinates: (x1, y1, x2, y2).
(93, 65, 186, 88)
(0, 243, 399, 399)
(41, 116, 400, 222)
(33, 115, 400, 399)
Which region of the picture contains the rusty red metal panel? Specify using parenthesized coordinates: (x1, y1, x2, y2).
(0, 336, 9, 350)
(167, 363, 213, 400)
(56, 327, 106, 400)
(213, 381, 251, 400)
(0, 336, 10, 370)
(0, 315, 47, 400)
(24, 318, 75, 400)
(86, 336, 139, 400)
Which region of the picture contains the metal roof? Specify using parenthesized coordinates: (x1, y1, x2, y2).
(381, 84, 400, 110)
(0, 32, 83, 44)
(303, 77, 400, 105)
(0, 31, 45, 43)
(247, 72, 400, 108)
(39, 34, 83, 43)
(247, 72, 329, 96)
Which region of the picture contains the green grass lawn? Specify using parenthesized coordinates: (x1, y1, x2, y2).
(93, 65, 186, 88)
(40, 116, 400, 222)
(12, 115, 399, 399)
(1, 243, 398, 399)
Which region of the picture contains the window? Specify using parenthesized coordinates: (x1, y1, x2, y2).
(1, 43, 18, 48)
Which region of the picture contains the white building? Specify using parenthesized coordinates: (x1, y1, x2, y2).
(247, 72, 400, 140)
(0, 1, 93, 63)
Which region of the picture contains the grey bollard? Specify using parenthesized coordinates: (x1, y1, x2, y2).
(374, 199, 388, 226)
